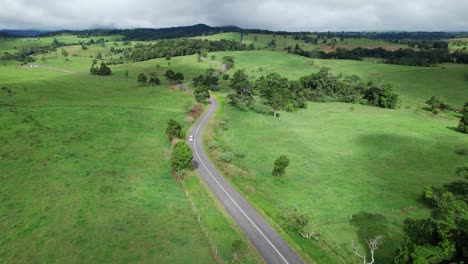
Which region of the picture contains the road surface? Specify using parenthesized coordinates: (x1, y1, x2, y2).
(188, 97, 305, 264)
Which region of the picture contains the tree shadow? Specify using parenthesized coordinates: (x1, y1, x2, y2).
(349, 212, 399, 263)
(447, 126, 460, 132)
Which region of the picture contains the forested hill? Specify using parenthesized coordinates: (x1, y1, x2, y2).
(38, 24, 244, 40)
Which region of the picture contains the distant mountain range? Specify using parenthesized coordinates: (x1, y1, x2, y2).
(1, 24, 467, 40)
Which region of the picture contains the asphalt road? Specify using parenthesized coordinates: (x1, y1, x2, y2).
(188, 97, 305, 264)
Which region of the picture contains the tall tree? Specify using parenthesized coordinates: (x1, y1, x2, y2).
(165, 119, 183, 141)
(1, 87, 16, 112)
(148, 72, 161, 95)
(170, 142, 193, 174)
(458, 102, 468, 133)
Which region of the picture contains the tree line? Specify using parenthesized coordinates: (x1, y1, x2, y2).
(226, 67, 399, 118)
(288, 45, 468, 66)
(130, 39, 251, 62)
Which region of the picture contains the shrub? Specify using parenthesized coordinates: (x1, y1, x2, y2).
(208, 141, 218, 149)
(218, 151, 234, 163)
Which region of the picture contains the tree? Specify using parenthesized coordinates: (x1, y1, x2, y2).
(170, 142, 192, 174)
(194, 85, 210, 103)
(164, 69, 176, 82)
(458, 102, 468, 133)
(394, 175, 468, 263)
(173, 72, 184, 84)
(165, 54, 171, 61)
(229, 70, 253, 105)
(272, 155, 290, 177)
(1, 87, 16, 112)
(89, 61, 111, 76)
(281, 209, 319, 240)
(148, 73, 161, 95)
(426, 96, 450, 113)
(256, 73, 291, 117)
(137, 73, 147, 84)
(364, 83, 399, 109)
(456, 163, 468, 179)
(352, 236, 383, 264)
(165, 119, 183, 141)
(223, 56, 235, 69)
(61, 48, 68, 58)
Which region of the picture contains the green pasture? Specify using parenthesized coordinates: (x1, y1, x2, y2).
(209, 100, 467, 263)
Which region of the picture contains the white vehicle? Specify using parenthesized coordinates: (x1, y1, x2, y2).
(188, 135, 194, 142)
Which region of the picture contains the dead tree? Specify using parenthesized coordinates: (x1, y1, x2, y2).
(352, 236, 383, 264)
(1, 87, 16, 112)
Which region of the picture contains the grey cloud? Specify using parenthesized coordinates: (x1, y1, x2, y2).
(0, 0, 467, 31)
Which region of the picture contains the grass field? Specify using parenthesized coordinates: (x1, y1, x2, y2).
(211, 50, 468, 107)
(207, 98, 468, 263)
(0, 49, 259, 263)
(194, 32, 406, 53)
(0, 34, 123, 53)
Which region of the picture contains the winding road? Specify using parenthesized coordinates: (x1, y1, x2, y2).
(188, 98, 305, 264)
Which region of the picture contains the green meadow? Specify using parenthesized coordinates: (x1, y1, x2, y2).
(0, 38, 260, 263)
(211, 50, 468, 106)
(203, 50, 468, 263)
(208, 99, 467, 263)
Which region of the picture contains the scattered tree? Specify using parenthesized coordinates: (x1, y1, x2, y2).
(1, 87, 16, 112)
(148, 72, 161, 95)
(194, 85, 210, 103)
(458, 102, 468, 133)
(426, 96, 450, 113)
(170, 142, 192, 174)
(90, 61, 111, 75)
(352, 236, 383, 264)
(166, 119, 183, 141)
(281, 209, 319, 240)
(137, 73, 147, 84)
(272, 155, 290, 177)
(223, 56, 235, 69)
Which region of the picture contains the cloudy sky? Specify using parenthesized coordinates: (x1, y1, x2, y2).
(1, 0, 467, 31)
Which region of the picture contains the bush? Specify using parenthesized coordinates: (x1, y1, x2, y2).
(218, 119, 229, 130)
(249, 102, 270, 114)
(218, 151, 234, 163)
(208, 141, 218, 149)
(222, 74, 230, 80)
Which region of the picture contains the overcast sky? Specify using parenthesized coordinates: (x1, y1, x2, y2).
(1, 0, 467, 31)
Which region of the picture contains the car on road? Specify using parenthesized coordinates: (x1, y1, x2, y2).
(188, 135, 194, 142)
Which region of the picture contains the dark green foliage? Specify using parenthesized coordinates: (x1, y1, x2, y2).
(223, 56, 235, 69)
(228, 70, 254, 107)
(170, 142, 192, 173)
(456, 164, 468, 179)
(193, 85, 210, 103)
(272, 155, 290, 177)
(426, 96, 450, 113)
(458, 102, 468, 133)
(164, 70, 184, 83)
(130, 39, 247, 62)
(148, 73, 161, 95)
(165, 119, 183, 141)
(222, 74, 230, 80)
(394, 175, 468, 263)
(364, 83, 399, 109)
(90, 61, 111, 76)
(193, 68, 218, 88)
(256, 73, 293, 117)
(137, 73, 147, 84)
